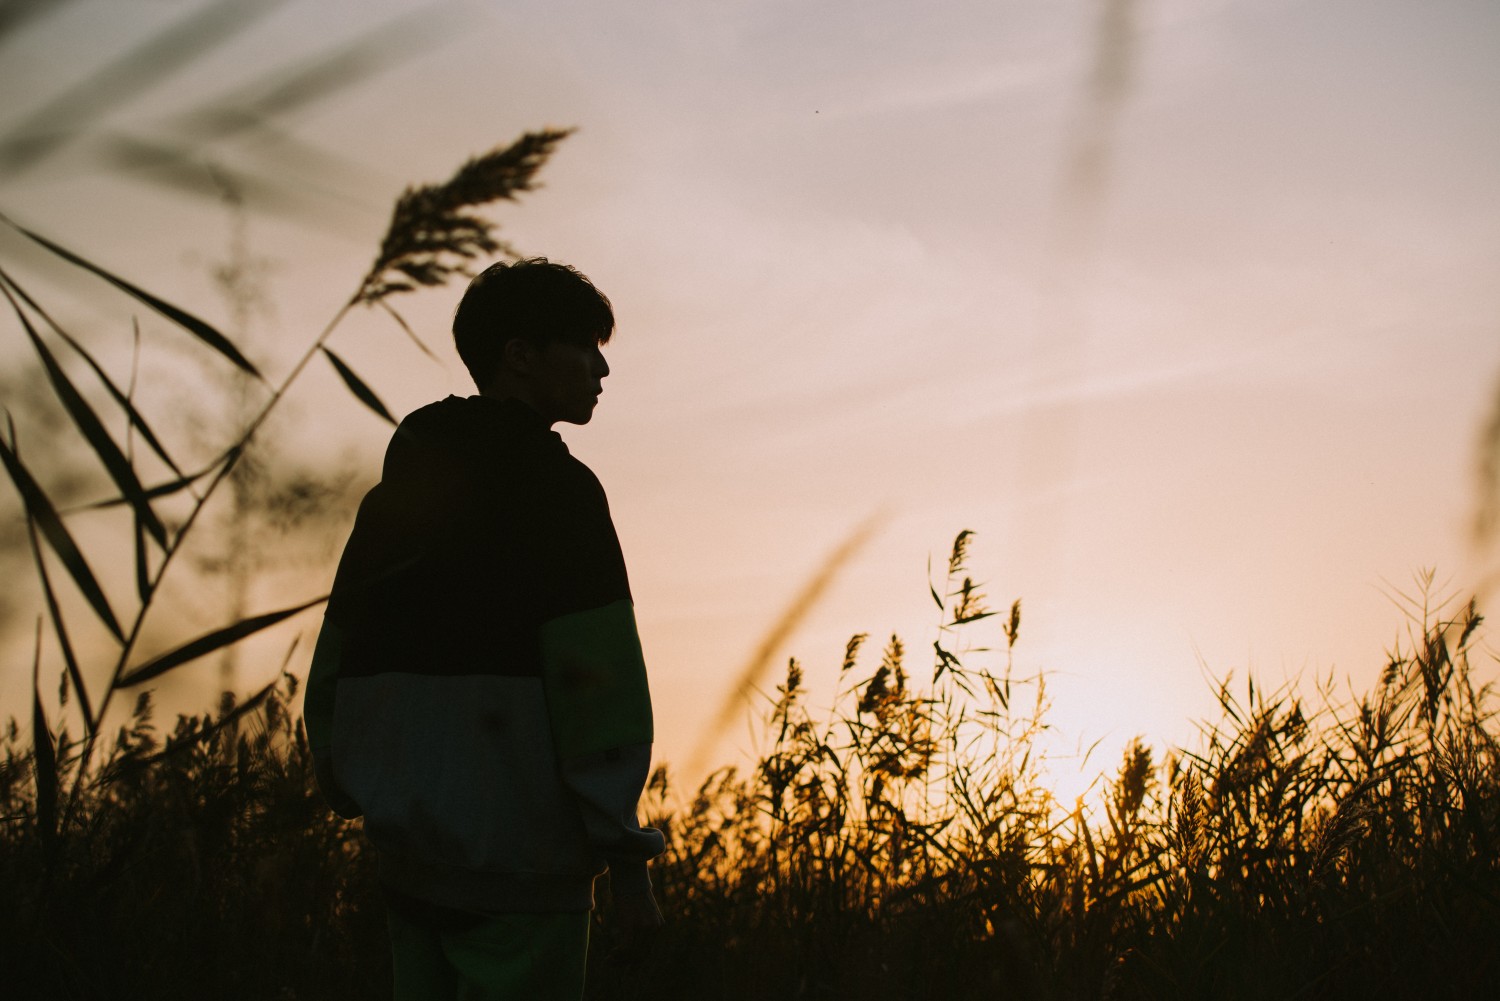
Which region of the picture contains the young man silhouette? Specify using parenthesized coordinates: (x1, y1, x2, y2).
(305, 258, 664, 1000)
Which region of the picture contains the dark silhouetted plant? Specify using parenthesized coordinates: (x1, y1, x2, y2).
(1, 532, 1496, 999)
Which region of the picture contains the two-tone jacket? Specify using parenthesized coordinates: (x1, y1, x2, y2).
(304, 394, 664, 913)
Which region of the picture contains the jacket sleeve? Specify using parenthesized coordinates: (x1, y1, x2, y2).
(540, 599, 663, 893)
(304, 614, 362, 819)
(304, 471, 435, 822)
(535, 463, 665, 894)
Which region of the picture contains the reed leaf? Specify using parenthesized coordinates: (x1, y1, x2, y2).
(321, 347, 395, 425)
(0, 265, 186, 477)
(0, 0, 288, 176)
(0, 0, 78, 43)
(375, 299, 438, 361)
(132, 509, 149, 603)
(94, 135, 363, 234)
(0, 419, 123, 641)
(26, 513, 93, 733)
(3, 282, 168, 547)
(179, 2, 455, 134)
(100, 676, 281, 782)
(0, 213, 262, 378)
(68, 456, 231, 513)
(31, 622, 58, 845)
(117, 595, 326, 688)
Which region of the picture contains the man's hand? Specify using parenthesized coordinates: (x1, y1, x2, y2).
(606, 888, 663, 965)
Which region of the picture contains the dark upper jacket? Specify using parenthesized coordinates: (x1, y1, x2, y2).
(304, 394, 663, 913)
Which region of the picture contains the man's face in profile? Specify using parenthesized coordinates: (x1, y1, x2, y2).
(525, 338, 610, 426)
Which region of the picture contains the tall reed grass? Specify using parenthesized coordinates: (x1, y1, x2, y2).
(1, 679, 387, 1000)
(2, 535, 1494, 1000)
(611, 539, 1499, 1000)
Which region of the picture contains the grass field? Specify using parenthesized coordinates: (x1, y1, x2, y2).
(2, 533, 1496, 1000)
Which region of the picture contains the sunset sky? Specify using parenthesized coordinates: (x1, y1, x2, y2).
(3, 0, 1499, 791)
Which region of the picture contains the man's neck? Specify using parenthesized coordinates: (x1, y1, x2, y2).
(479, 385, 553, 426)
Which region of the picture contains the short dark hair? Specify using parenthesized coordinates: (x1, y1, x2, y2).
(452, 258, 614, 390)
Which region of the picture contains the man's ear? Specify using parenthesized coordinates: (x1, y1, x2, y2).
(501, 336, 537, 375)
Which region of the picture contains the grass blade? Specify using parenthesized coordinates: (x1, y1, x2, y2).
(133, 509, 150, 603)
(321, 347, 396, 424)
(26, 514, 94, 734)
(0, 0, 84, 43)
(67, 462, 218, 511)
(0, 266, 186, 477)
(0, 418, 123, 642)
(68, 444, 236, 512)
(0, 213, 262, 378)
(100, 677, 281, 782)
(180, 3, 457, 134)
(118, 595, 327, 688)
(31, 620, 58, 846)
(376, 299, 438, 361)
(94, 135, 367, 234)
(0, 0, 288, 176)
(3, 282, 168, 547)
(684, 510, 886, 777)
